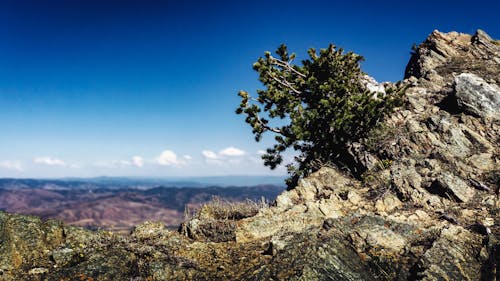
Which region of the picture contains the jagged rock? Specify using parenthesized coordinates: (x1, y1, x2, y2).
(0, 212, 100, 280)
(375, 194, 402, 213)
(181, 217, 237, 242)
(468, 152, 495, 170)
(431, 172, 476, 203)
(416, 225, 488, 280)
(131, 220, 169, 240)
(50, 248, 76, 267)
(236, 167, 361, 243)
(360, 74, 386, 98)
(454, 73, 500, 119)
(405, 29, 500, 84)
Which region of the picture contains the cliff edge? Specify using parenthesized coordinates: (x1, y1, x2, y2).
(1, 29, 498, 280)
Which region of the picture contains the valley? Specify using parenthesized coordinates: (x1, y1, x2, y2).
(0, 180, 284, 234)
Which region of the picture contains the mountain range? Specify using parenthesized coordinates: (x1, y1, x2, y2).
(0, 175, 286, 189)
(0, 177, 284, 233)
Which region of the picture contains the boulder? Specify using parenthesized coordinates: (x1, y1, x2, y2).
(454, 73, 500, 119)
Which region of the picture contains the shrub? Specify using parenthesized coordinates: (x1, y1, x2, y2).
(237, 43, 402, 187)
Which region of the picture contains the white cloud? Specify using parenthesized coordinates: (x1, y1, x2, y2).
(202, 150, 218, 160)
(0, 160, 23, 171)
(228, 158, 243, 164)
(93, 160, 129, 168)
(93, 161, 118, 168)
(249, 156, 264, 164)
(202, 147, 247, 166)
(219, 146, 246, 157)
(156, 150, 184, 166)
(116, 160, 131, 166)
(132, 156, 144, 167)
(183, 155, 192, 160)
(257, 150, 266, 155)
(33, 157, 66, 166)
(95, 156, 145, 168)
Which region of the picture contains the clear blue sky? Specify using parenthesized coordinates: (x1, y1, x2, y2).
(0, 0, 498, 178)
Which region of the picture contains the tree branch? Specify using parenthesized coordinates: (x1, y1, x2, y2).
(269, 56, 306, 78)
(253, 111, 283, 134)
(267, 71, 302, 95)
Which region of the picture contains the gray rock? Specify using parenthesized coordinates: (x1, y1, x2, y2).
(454, 73, 500, 119)
(418, 225, 486, 280)
(51, 248, 76, 267)
(360, 74, 386, 98)
(435, 173, 475, 203)
(405, 29, 500, 84)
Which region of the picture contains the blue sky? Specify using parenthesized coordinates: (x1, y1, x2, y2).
(0, 0, 498, 178)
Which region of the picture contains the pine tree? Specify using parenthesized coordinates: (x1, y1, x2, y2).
(236, 44, 402, 187)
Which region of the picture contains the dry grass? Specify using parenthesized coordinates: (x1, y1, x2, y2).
(186, 196, 268, 221)
(180, 197, 269, 242)
(362, 159, 393, 200)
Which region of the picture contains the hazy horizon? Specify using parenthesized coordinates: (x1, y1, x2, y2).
(1, 0, 499, 178)
(0, 174, 287, 188)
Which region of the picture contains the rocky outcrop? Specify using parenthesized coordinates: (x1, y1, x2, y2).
(455, 73, 500, 119)
(0, 29, 498, 280)
(405, 29, 499, 87)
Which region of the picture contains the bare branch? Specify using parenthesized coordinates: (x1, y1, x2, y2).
(252, 111, 283, 134)
(269, 56, 306, 78)
(264, 125, 283, 134)
(267, 71, 302, 95)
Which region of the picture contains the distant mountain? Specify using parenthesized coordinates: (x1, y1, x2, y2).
(0, 175, 286, 190)
(0, 178, 103, 190)
(0, 179, 285, 233)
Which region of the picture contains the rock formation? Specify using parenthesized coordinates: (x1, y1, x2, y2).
(0, 29, 498, 280)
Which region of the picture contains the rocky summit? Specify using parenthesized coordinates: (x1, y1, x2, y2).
(1, 30, 499, 280)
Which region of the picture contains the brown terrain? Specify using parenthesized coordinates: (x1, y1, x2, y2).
(0, 185, 283, 234)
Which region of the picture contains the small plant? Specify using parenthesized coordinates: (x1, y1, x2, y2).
(363, 159, 393, 200)
(181, 197, 268, 242)
(376, 159, 393, 170)
(189, 196, 267, 221)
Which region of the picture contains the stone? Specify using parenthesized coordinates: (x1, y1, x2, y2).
(51, 248, 76, 267)
(435, 173, 475, 203)
(131, 221, 167, 240)
(347, 191, 362, 205)
(454, 73, 500, 119)
(418, 225, 486, 280)
(28, 267, 48, 275)
(274, 190, 298, 209)
(467, 153, 494, 170)
(391, 163, 423, 201)
(405, 29, 500, 84)
(375, 194, 402, 213)
(360, 74, 386, 98)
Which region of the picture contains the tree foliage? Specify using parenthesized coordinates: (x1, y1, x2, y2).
(237, 44, 402, 187)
